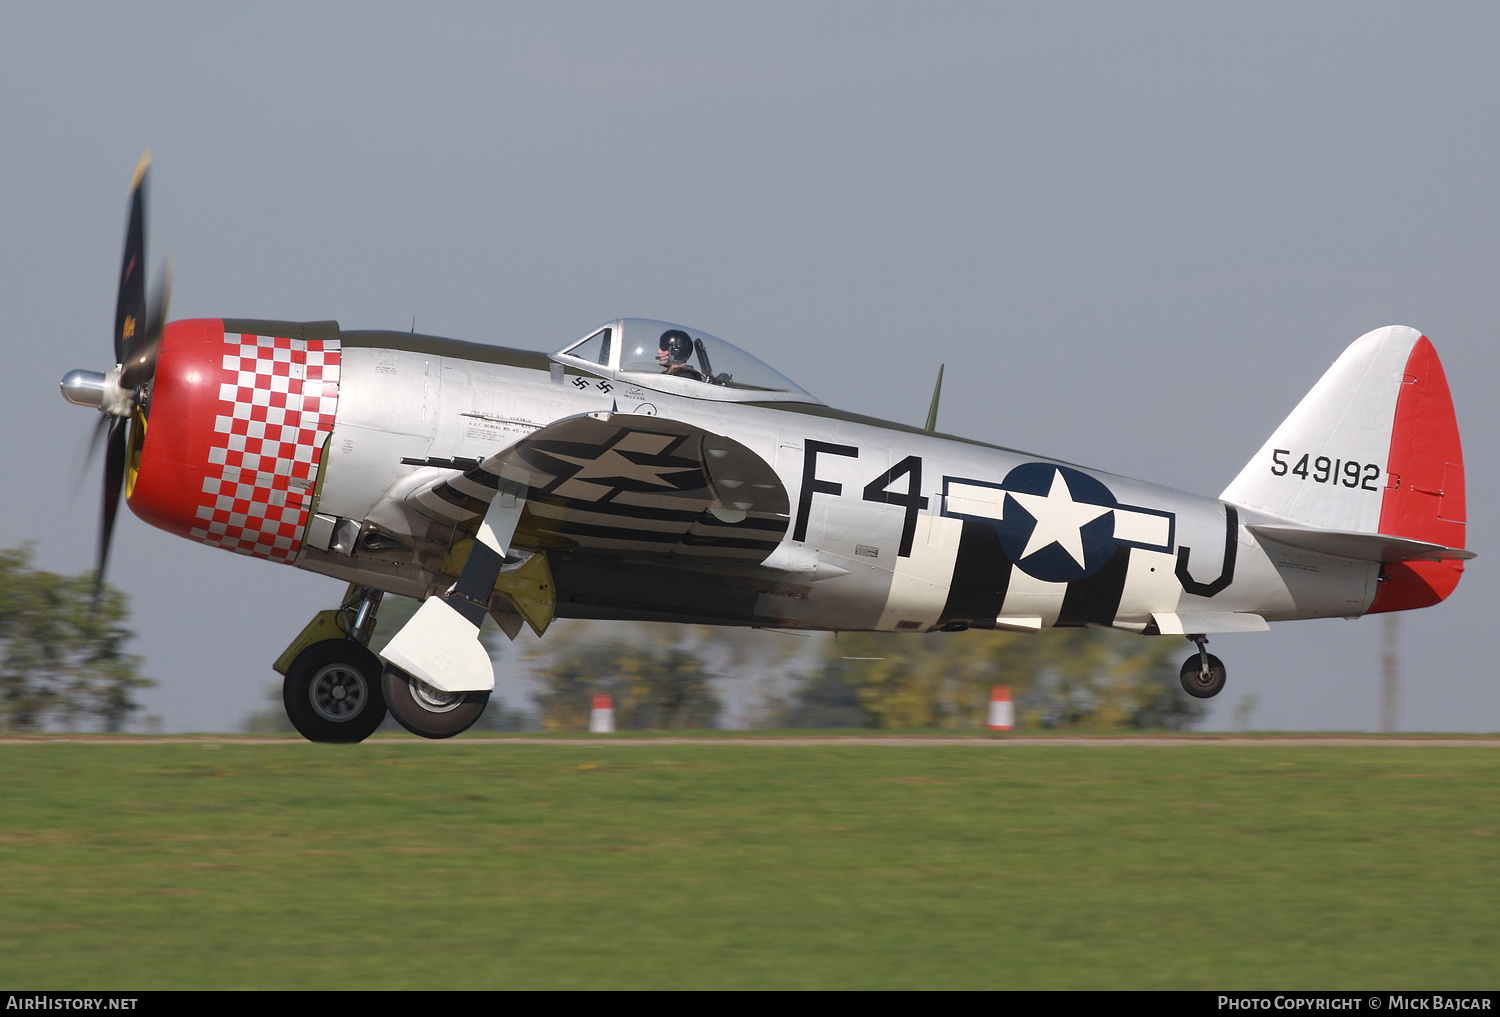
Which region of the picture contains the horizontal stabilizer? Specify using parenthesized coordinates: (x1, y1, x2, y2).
(1248, 524, 1475, 564)
(1151, 611, 1269, 635)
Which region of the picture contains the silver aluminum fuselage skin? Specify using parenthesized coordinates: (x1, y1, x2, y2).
(300, 330, 1372, 634)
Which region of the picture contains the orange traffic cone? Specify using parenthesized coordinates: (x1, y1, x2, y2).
(589, 693, 615, 733)
(987, 685, 1014, 731)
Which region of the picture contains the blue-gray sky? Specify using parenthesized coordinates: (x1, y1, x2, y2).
(3, 2, 1497, 731)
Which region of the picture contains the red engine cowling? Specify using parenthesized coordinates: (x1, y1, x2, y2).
(128, 319, 342, 565)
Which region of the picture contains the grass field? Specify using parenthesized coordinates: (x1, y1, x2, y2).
(1, 737, 1496, 989)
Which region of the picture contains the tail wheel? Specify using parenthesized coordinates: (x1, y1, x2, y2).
(282, 640, 387, 743)
(1179, 652, 1227, 699)
(382, 667, 490, 740)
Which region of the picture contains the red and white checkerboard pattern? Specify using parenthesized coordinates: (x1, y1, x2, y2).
(187, 332, 341, 564)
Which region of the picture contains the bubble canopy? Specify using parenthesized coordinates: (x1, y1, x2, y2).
(553, 319, 820, 404)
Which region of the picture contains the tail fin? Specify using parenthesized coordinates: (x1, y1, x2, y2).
(1221, 325, 1466, 612)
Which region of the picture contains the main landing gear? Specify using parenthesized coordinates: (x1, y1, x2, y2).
(382, 668, 490, 740)
(274, 585, 388, 743)
(1179, 635, 1227, 699)
(283, 639, 387, 743)
(274, 583, 496, 742)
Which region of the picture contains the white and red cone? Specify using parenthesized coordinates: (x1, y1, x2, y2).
(589, 693, 616, 734)
(987, 685, 1014, 731)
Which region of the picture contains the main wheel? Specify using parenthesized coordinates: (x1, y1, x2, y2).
(283, 640, 388, 743)
(382, 667, 490, 739)
(1179, 652, 1227, 699)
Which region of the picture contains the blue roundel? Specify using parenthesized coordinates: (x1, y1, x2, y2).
(993, 463, 1119, 584)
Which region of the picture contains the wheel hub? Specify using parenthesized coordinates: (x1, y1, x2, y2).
(309, 664, 369, 723)
(410, 678, 463, 714)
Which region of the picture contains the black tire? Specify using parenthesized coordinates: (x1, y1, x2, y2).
(382, 666, 490, 739)
(282, 640, 388, 743)
(1179, 652, 1227, 699)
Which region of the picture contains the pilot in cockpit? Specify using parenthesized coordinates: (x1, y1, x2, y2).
(657, 329, 704, 380)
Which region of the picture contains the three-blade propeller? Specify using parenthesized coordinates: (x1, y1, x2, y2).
(65, 151, 173, 600)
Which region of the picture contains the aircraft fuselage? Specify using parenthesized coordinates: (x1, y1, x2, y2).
(296, 330, 1372, 636)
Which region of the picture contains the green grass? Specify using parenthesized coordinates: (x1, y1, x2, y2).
(0, 740, 1496, 989)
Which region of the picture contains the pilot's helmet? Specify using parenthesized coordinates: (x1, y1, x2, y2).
(658, 329, 694, 366)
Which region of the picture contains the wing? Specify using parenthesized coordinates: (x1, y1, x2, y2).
(410, 413, 790, 562)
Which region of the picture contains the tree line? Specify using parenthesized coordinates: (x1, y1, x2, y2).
(0, 546, 152, 732)
(522, 619, 1203, 733)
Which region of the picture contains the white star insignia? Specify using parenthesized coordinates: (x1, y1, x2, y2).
(1007, 469, 1111, 567)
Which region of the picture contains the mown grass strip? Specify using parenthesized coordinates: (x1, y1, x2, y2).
(0, 744, 1495, 989)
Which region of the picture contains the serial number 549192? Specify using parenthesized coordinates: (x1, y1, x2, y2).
(1271, 449, 1381, 491)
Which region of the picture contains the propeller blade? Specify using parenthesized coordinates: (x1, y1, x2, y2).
(113, 152, 149, 367)
(72, 414, 113, 505)
(95, 416, 127, 601)
(118, 256, 171, 389)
